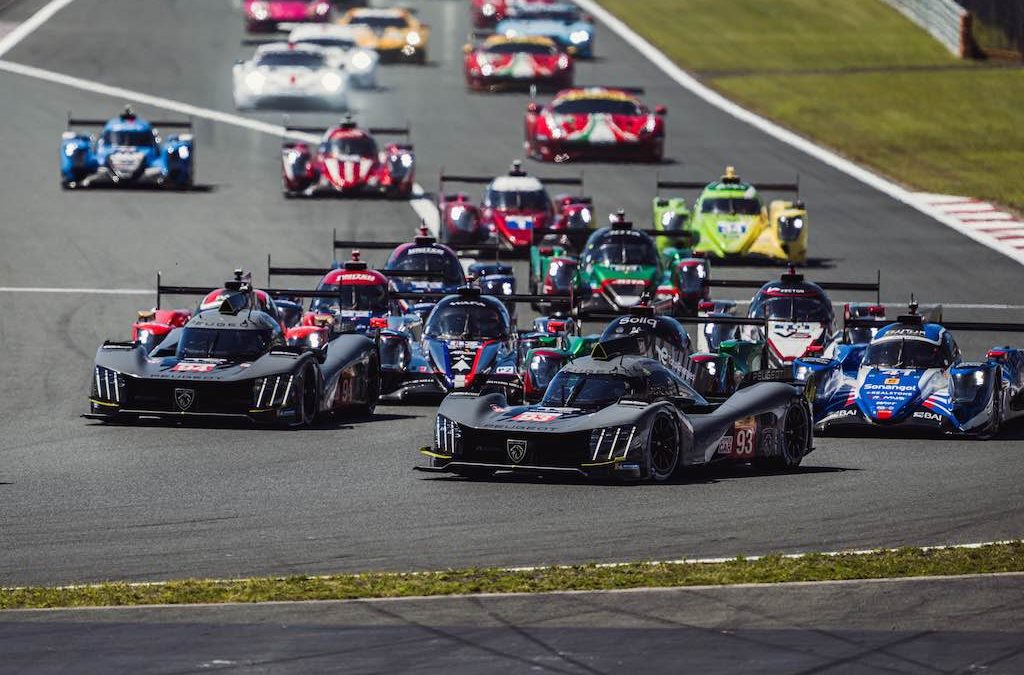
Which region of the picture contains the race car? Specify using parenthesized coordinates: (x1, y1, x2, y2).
(463, 34, 573, 92)
(525, 87, 666, 163)
(283, 24, 379, 88)
(244, 1, 333, 33)
(794, 301, 1024, 438)
(60, 107, 194, 190)
(654, 167, 808, 264)
(281, 117, 414, 198)
(438, 161, 590, 250)
(336, 7, 429, 64)
(496, 2, 595, 59)
(576, 213, 666, 315)
(419, 334, 813, 481)
(233, 42, 348, 111)
(86, 270, 380, 426)
(699, 268, 883, 367)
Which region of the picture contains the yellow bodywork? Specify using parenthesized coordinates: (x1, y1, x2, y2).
(337, 8, 429, 57)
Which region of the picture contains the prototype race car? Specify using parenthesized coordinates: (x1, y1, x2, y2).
(496, 2, 595, 59)
(87, 270, 380, 426)
(233, 42, 348, 111)
(795, 301, 1024, 438)
(60, 107, 194, 190)
(437, 161, 590, 250)
(281, 117, 414, 198)
(525, 87, 666, 163)
(420, 335, 813, 481)
(284, 24, 379, 88)
(244, 0, 333, 33)
(654, 167, 808, 264)
(336, 7, 429, 63)
(576, 214, 665, 315)
(463, 34, 573, 92)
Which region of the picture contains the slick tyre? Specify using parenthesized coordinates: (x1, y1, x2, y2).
(755, 398, 811, 471)
(645, 413, 679, 482)
(977, 373, 1003, 440)
(294, 363, 319, 428)
(354, 351, 380, 418)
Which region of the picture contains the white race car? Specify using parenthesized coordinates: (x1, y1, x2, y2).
(233, 43, 349, 111)
(288, 24, 378, 89)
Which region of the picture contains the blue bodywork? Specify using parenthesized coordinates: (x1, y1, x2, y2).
(795, 320, 1024, 437)
(60, 110, 194, 189)
(496, 4, 594, 59)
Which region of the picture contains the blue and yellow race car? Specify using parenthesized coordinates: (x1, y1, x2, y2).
(60, 106, 194, 190)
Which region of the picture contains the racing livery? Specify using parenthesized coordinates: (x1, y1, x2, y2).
(87, 271, 380, 425)
(336, 7, 429, 63)
(464, 34, 573, 91)
(525, 87, 665, 163)
(654, 167, 808, 263)
(795, 302, 1024, 437)
(420, 335, 813, 481)
(233, 42, 348, 111)
(495, 2, 594, 59)
(60, 107, 194, 190)
(244, 0, 333, 33)
(280, 24, 379, 88)
(281, 117, 414, 198)
(576, 214, 664, 315)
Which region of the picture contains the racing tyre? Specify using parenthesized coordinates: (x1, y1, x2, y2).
(976, 373, 1003, 440)
(645, 413, 679, 482)
(354, 351, 380, 418)
(755, 398, 810, 471)
(295, 363, 319, 428)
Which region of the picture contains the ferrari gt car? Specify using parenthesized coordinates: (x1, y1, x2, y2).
(60, 107, 194, 190)
(464, 34, 573, 92)
(233, 42, 348, 111)
(525, 87, 666, 163)
(281, 116, 414, 198)
(336, 7, 429, 64)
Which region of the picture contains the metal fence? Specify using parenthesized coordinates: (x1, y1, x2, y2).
(881, 0, 972, 57)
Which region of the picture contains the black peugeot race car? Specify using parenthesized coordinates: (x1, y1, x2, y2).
(86, 270, 380, 426)
(419, 334, 813, 482)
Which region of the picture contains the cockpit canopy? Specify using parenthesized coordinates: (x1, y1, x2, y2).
(424, 297, 509, 340)
(386, 244, 465, 285)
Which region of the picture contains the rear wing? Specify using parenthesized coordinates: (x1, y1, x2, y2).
(67, 114, 192, 130)
(657, 174, 800, 196)
(284, 123, 411, 138)
(708, 271, 881, 304)
(391, 291, 572, 304)
(439, 168, 583, 191)
(266, 255, 446, 285)
(846, 318, 1024, 333)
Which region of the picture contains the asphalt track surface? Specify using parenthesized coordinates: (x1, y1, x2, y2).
(3, 574, 1024, 674)
(1, 0, 1023, 588)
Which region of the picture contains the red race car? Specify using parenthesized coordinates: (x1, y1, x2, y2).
(244, 1, 333, 33)
(463, 34, 573, 92)
(281, 116, 415, 198)
(437, 160, 592, 252)
(525, 86, 666, 163)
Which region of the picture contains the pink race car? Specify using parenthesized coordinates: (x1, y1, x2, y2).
(244, 1, 333, 33)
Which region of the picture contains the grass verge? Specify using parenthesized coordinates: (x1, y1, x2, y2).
(3, 542, 1022, 610)
(596, 0, 1024, 211)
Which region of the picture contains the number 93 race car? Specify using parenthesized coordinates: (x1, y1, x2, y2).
(419, 334, 813, 482)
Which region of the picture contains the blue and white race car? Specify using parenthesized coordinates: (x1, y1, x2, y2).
(496, 2, 594, 59)
(60, 107, 194, 190)
(795, 302, 1024, 438)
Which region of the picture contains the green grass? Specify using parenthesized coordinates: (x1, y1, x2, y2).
(597, 0, 1024, 211)
(3, 543, 1022, 610)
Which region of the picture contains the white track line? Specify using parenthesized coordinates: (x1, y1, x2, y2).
(0, 0, 75, 58)
(572, 0, 1024, 268)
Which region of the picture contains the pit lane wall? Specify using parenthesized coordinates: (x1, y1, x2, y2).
(882, 0, 975, 57)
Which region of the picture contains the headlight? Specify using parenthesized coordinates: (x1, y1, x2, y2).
(244, 70, 266, 93)
(435, 415, 461, 455)
(480, 63, 493, 76)
(249, 1, 270, 20)
(350, 50, 373, 71)
(178, 145, 190, 160)
(794, 365, 810, 382)
(557, 55, 570, 69)
(644, 115, 657, 133)
(777, 215, 804, 242)
(406, 31, 421, 46)
(569, 30, 590, 45)
(400, 153, 413, 168)
(63, 144, 77, 157)
(578, 207, 592, 224)
(92, 366, 125, 404)
(590, 424, 641, 461)
(449, 205, 465, 221)
(481, 3, 496, 16)
(501, 282, 514, 295)
(321, 71, 344, 92)
(314, 1, 330, 16)
(253, 374, 296, 409)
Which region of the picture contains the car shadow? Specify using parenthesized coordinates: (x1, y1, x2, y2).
(66, 183, 218, 193)
(80, 410, 418, 431)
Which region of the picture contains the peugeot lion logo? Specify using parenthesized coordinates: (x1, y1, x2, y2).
(174, 388, 195, 411)
(506, 439, 527, 464)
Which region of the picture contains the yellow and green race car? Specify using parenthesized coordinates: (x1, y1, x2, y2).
(652, 166, 807, 264)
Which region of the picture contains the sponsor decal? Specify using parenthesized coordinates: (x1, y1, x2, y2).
(760, 428, 775, 456)
(495, 365, 515, 374)
(507, 438, 527, 464)
(884, 377, 900, 385)
(833, 408, 858, 418)
(863, 383, 916, 392)
(341, 274, 381, 284)
(172, 362, 215, 373)
(513, 411, 560, 422)
(913, 411, 942, 421)
(407, 247, 443, 255)
(174, 388, 195, 411)
(617, 316, 657, 327)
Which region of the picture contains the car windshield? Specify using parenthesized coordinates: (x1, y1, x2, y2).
(864, 338, 947, 369)
(675, 264, 708, 294)
(256, 52, 324, 68)
(424, 301, 506, 339)
(510, 9, 579, 22)
(299, 38, 356, 49)
(350, 16, 407, 29)
(551, 98, 642, 116)
(485, 187, 550, 211)
(388, 248, 465, 284)
(311, 283, 388, 313)
(103, 130, 155, 146)
(547, 260, 578, 289)
(486, 43, 556, 55)
(592, 236, 657, 266)
(176, 328, 272, 362)
(326, 136, 377, 156)
(701, 197, 761, 215)
(527, 353, 565, 391)
(750, 296, 831, 322)
(541, 371, 633, 407)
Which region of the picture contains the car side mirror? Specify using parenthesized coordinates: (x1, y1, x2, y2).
(669, 394, 697, 408)
(655, 105, 667, 115)
(527, 102, 540, 114)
